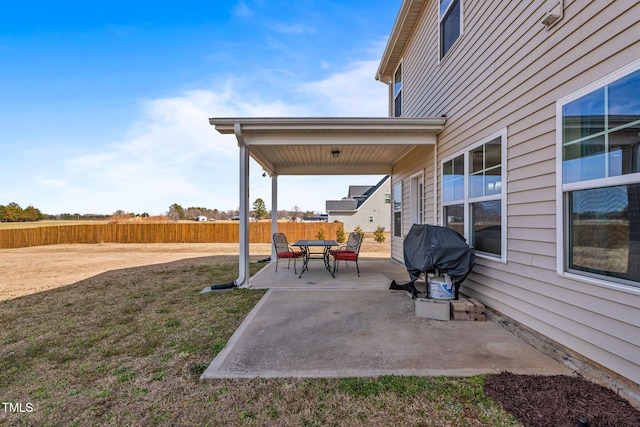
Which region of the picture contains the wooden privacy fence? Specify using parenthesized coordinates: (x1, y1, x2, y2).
(0, 222, 344, 249)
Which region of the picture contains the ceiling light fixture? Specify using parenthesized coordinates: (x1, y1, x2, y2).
(331, 149, 341, 159)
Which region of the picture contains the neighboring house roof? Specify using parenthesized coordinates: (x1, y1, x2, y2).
(348, 185, 371, 199)
(326, 200, 358, 211)
(326, 175, 390, 212)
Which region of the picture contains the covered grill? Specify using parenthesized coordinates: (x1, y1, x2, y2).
(391, 224, 476, 299)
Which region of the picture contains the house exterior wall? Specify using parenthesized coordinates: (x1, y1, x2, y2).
(388, 0, 640, 387)
(390, 145, 435, 261)
(328, 178, 392, 233)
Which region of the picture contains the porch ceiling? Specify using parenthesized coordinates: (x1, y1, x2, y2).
(210, 117, 446, 175)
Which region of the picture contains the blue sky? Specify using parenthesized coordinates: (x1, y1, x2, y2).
(0, 0, 401, 215)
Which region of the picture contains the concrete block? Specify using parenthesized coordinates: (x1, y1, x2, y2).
(415, 298, 450, 320)
(450, 299, 467, 313)
(452, 311, 486, 321)
(468, 298, 485, 314)
(452, 311, 472, 320)
(450, 297, 474, 313)
(450, 296, 486, 321)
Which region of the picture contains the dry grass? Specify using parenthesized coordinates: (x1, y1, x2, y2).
(1, 255, 518, 426)
(0, 240, 389, 301)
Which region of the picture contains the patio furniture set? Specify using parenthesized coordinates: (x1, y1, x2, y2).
(273, 232, 363, 278)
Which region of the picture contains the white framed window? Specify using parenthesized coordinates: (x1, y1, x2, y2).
(439, 0, 462, 59)
(393, 183, 402, 237)
(393, 63, 402, 117)
(442, 153, 465, 237)
(556, 59, 640, 287)
(411, 173, 424, 224)
(442, 129, 507, 261)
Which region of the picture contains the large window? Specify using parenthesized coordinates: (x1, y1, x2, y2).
(442, 130, 506, 259)
(439, 0, 462, 58)
(558, 61, 640, 286)
(411, 174, 424, 224)
(393, 63, 402, 117)
(443, 154, 464, 236)
(568, 185, 640, 283)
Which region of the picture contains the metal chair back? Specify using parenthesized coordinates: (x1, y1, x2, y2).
(345, 232, 363, 253)
(273, 233, 290, 254)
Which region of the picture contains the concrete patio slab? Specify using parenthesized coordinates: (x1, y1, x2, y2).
(249, 258, 411, 289)
(201, 261, 571, 379)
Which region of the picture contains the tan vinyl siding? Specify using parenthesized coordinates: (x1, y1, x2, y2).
(391, 145, 435, 262)
(392, 0, 640, 385)
(424, 159, 436, 225)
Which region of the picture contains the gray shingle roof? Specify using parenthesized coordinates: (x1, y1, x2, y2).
(325, 200, 358, 211)
(326, 175, 389, 212)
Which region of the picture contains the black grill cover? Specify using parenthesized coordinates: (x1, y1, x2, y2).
(403, 224, 476, 286)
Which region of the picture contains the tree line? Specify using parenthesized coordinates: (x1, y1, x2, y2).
(1, 200, 322, 223)
(168, 200, 320, 221)
(0, 203, 44, 222)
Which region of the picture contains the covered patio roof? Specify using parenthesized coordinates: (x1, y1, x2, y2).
(210, 117, 446, 175)
(206, 116, 446, 288)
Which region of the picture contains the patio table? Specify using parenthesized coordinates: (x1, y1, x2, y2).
(291, 240, 339, 278)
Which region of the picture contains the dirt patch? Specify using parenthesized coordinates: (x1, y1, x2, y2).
(0, 239, 389, 301)
(484, 372, 640, 427)
(0, 243, 250, 301)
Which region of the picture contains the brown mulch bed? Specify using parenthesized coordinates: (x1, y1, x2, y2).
(484, 372, 640, 427)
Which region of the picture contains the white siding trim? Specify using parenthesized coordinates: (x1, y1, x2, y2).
(562, 272, 640, 296)
(410, 171, 425, 224)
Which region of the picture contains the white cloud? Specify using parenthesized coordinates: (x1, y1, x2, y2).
(298, 59, 388, 116)
(26, 55, 389, 215)
(270, 23, 316, 34)
(38, 178, 67, 188)
(232, 2, 252, 18)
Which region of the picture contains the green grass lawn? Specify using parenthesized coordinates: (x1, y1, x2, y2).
(0, 257, 519, 426)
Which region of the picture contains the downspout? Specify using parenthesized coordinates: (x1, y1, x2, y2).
(200, 122, 250, 293)
(375, 73, 393, 117)
(433, 143, 438, 225)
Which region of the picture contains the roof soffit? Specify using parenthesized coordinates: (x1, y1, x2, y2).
(209, 117, 445, 176)
(376, 0, 429, 82)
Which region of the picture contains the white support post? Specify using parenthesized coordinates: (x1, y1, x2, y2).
(271, 174, 278, 262)
(236, 123, 250, 288)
